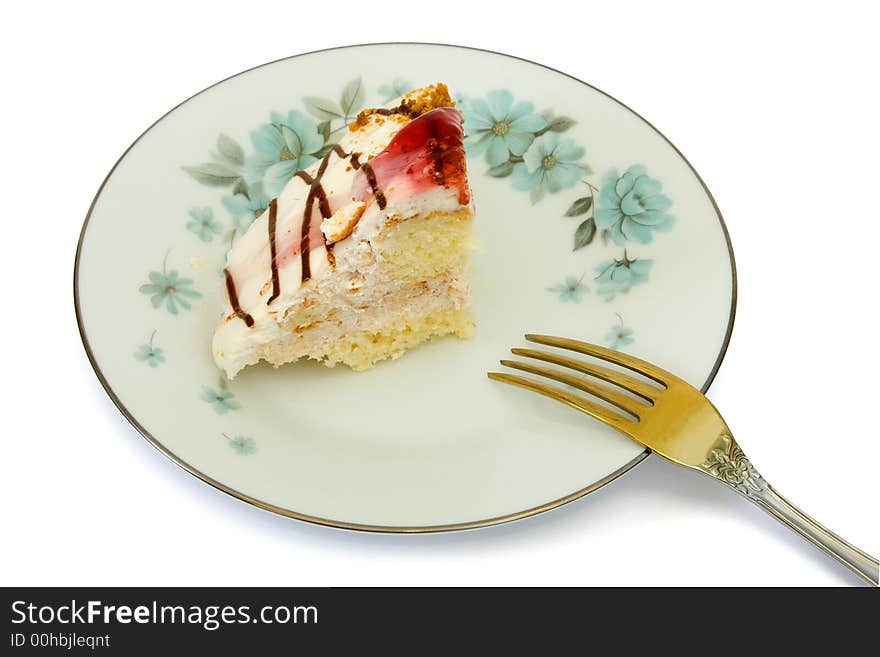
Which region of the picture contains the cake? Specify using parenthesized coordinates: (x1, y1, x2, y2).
(213, 84, 475, 378)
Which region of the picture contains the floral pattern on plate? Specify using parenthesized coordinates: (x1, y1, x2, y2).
(186, 207, 223, 243)
(221, 433, 257, 455)
(547, 275, 588, 303)
(133, 330, 166, 368)
(605, 314, 635, 350)
(201, 379, 241, 415)
(139, 252, 201, 315)
(460, 89, 586, 204)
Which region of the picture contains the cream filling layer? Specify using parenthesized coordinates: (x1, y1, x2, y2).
(215, 269, 470, 377)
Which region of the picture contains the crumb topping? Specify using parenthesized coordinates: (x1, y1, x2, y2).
(349, 83, 454, 132)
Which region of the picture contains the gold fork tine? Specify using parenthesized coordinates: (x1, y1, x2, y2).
(510, 347, 659, 402)
(499, 359, 645, 418)
(487, 372, 637, 432)
(525, 334, 676, 386)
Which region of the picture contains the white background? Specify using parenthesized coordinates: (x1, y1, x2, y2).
(2, 0, 877, 586)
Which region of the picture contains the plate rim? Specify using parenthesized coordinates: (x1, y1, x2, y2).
(73, 41, 737, 533)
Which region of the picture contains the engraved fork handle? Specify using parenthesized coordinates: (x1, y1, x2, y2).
(700, 435, 878, 585)
(750, 484, 879, 586)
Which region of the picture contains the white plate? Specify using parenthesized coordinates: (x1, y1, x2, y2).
(75, 43, 735, 531)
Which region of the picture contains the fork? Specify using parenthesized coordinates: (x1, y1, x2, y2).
(489, 334, 879, 586)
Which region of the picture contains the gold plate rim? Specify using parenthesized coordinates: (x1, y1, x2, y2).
(73, 42, 737, 534)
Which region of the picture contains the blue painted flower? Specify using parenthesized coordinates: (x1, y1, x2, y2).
(201, 386, 240, 414)
(245, 110, 324, 196)
(605, 315, 635, 350)
(223, 433, 257, 455)
(513, 132, 585, 196)
(594, 252, 652, 301)
(461, 90, 547, 167)
(547, 276, 587, 303)
(139, 256, 201, 315)
(222, 191, 270, 233)
(134, 331, 165, 367)
(378, 78, 412, 103)
(186, 207, 222, 242)
(594, 165, 673, 245)
(134, 344, 165, 367)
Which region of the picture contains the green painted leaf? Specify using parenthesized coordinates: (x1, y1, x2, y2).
(549, 116, 576, 132)
(317, 120, 331, 141)
(340, 77, 365, 118)
(181, 163, 240, 187)
(508, 154, 525, 163)
(314, 143, 336, 158)
(217, 134, 244, 165)
(574, 217, 596, 250)
(303, 96, 343, 120)
(564, 196, 592, 217)
(231, 177, 248, 196)
(281, 125, 303, 158)
(487, 161, 514, 177)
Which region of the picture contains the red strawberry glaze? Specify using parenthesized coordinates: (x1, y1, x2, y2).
(353, 107, 470, 206)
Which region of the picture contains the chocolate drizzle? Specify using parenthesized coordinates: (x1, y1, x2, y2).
(294, 170, 314, 185)
(370, 105, 421, 119)
(360, 163, 387, 210)
(224, 268, 254, 327)
(349, 104, 424, 132)
(266, 198, 281, 304)
(295, 147, 342, 284)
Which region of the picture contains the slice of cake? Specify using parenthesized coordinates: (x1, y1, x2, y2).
(213, 84, 475, 378)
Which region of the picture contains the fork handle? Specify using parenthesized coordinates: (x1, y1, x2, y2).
(749, 484, 878, 586)
(700, 435, 877, 585)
